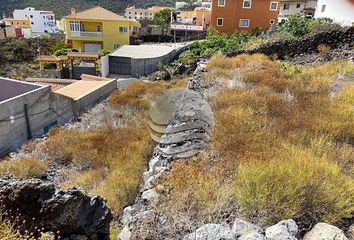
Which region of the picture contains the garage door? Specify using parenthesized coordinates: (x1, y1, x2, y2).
(84, 43, 101, 53)
(109, 56, 132, 75)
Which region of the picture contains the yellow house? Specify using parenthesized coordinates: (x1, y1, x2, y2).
(63, 6, 141, 52)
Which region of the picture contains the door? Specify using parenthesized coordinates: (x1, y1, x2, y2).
(84, 43, 101, 53)
(109, 56, 132, 75)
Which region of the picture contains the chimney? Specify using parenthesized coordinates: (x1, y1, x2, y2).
(70, 8, 76, 15)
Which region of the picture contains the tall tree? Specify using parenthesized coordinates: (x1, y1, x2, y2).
(153, 8, 173, 35)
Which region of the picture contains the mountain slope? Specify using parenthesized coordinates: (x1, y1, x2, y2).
(0, 0, 176, 19)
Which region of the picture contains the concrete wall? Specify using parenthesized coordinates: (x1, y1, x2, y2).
(71, 79, 117, 116)
(0, 85, 73, 156)
(101, 55, 110, 77)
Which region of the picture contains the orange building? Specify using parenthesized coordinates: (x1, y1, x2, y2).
(211, 0, 280, 34)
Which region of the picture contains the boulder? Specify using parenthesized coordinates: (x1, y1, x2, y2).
(183, 223, 236, 240)
(0, 175, 112, 239)
(303, 223, 348, 240)
(265, 219, 298, 240)
(232, 218, 264, 238)
(239, 232, 266, 240)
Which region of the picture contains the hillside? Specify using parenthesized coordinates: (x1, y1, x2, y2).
(0, 0, 176, 19)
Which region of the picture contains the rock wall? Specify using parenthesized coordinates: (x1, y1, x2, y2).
(119, 61, 214, 240)
(0, 175, 112, 239)
(227, 27, 354, 62)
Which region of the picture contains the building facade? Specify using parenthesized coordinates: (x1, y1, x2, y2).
(13, 7, 58, 33)
(125, 6, 172, 20)
(278, 0, 317, 22)
(211, 0, 280, 33)
(314, 0, 354, 26)
(63, 6, 141, 53)
(171, 7, 211, 31)
(0, 25, 16, 39)
(3, 18, 32, 37)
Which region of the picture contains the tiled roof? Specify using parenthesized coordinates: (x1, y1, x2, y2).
(64, 6, 128, 21)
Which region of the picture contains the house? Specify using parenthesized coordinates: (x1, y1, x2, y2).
(63, 6, 141, 53)
(314, 0, 354, 26)
(124, 6, 173, 21)
(13, 7, 58, 33)
(3, 18, 32, 37)
(278, 0, 317, 23)
(210, 0, 280, 33)
(171, 7, 211, 32)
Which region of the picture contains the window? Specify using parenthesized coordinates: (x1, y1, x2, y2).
(270, 2, 278, 10)
(270, 19, 275, 25)
(218, 0, 225, 6)
(31, 22, 34, 25)
(217, 18, 224, 26)
(30, 15, 33, 18)
(97, 25, 101, 32)
(119, 26, 128, 32)
(321, 5, 326, 12)
(296, 3, 301, 8)
(283, 3, 289, 10)
(243, 0, 252, 8)
(239, 19, 250, 27)
(69, 21, 80, 31)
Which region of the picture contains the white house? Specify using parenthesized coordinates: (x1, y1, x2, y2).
(314, 0, 354, 26)
(278, 0, 317, 22)
(13, 7, 58, 33)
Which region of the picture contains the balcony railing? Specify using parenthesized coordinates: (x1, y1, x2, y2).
(171, 23, 205, 31)
(71, 31, 103, 38)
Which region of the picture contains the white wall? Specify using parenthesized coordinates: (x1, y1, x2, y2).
(13, 7, 58, 33)
(315, 0, 354, 26)
(279, 1, 306, 16)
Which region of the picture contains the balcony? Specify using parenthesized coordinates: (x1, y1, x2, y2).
(71, 31, 103, 38)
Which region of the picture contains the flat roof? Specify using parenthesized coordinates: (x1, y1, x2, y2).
(54, 80, 112, 100)
(0, 78, 42, 103)
(110, 44, 176, 59)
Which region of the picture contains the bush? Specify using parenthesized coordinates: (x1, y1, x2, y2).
(280, 13, 311, 37)
(234, 147, 354, 227)
(0, 157, 48, 179)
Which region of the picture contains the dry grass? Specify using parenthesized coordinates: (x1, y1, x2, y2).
(159, 54, 354, 233)
(0, 157, 48, 179)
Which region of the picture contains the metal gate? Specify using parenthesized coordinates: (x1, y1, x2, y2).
(109, 56, 132, 75)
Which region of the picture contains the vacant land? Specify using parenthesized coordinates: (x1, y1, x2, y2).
(153, 54, 354, 237)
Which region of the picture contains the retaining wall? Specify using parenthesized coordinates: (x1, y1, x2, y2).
(227, 27, 354, 59)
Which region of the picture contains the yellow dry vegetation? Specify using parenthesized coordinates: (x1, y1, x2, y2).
(0, 157, 48, 179)
(160, 54, 354, 228)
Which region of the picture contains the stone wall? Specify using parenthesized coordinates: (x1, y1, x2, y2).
(227, 27, 354, 60)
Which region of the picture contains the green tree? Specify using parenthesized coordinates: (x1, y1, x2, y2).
(282, 13, 311, 37)
(153, 9, 173, 35)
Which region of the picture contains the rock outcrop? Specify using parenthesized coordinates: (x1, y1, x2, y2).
(303, 223, 348, 240)
(0, 174, 112, 239)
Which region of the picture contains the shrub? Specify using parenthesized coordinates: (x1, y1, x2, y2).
(234, 147, 354, 227)
(0, 157, 48, 179)
(317, 43, 330, 53)
(281, 13, 311, 37)
(99, 49, 112, 57)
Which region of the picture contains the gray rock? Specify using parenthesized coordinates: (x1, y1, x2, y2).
(118, 226, 131, 240)
(183, 223, 236, 240)
(265, 219, 298, 240)
(121, 206, 134, 225)
(239, 232, 266, 240)
(141, 188, 159, 205)
(232, 218, 264, 237)
(0, 174, 112, 239)
(303, 223, 348, 240)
